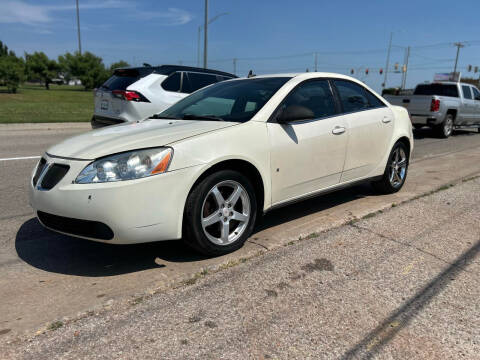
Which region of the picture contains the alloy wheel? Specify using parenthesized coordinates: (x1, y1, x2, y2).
(200, 180, 251, 245)
(389, 147, 407, 188)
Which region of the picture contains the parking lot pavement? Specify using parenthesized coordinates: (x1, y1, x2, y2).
(1, 123, 480, 341)
(3, 177, 479, 359)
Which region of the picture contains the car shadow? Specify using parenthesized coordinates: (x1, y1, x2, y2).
(16, 182, 377, 277)
(15, 218, 209, 277)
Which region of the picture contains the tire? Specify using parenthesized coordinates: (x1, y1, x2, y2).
(183, 170, 257, 256)
(372, 142, 409, 194)
(435, 114, 454, 138)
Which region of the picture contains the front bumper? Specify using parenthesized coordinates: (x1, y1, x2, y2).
(29, 153, 199, 244)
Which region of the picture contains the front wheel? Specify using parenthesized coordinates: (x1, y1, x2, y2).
(183, 170, 257, 256)
(372, 142, 409, 194)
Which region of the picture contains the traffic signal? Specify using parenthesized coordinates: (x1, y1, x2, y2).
(468, 65, 472, 72)
(379, 68, 383, 75)
(402, 64, 407, 73)
(350, 69, 354, 74)
(365, 68, 369, 75)
(475, 66, 479, 73)
(394, 63, 399, 71)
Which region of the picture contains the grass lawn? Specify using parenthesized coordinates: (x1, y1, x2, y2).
(0, 84, 93, 123)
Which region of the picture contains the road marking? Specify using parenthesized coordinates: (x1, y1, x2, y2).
(0, 156, 40, 162)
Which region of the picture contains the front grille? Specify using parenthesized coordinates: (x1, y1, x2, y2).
(40, 164, 70, 190)
(37, 211, 114, 240)
(32, 158, 47, 186)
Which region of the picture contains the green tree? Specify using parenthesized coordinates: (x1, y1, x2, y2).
(25, 52, 60, 90)
(0, 55, 25, 93)
(109, 60, 130, 73)
(58, 51, 109, 90)
(0, 41, 24, 93)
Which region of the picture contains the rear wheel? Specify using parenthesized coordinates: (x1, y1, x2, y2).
(183, 170, 257, 256)
(436, 114, 454, 138)
(372, 142, 409, 194)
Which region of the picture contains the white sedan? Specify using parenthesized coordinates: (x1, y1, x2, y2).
(30, 73, 413, 255)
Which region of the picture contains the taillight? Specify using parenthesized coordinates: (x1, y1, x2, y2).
(430, 99, 440, 112)
(112, 90, 149, 102)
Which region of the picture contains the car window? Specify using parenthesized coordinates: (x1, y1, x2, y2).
(161, 72, 181, 92)
(158, 77, 290, 123)
(414, 84, 459, 97)
(334, 80, 369, 113)
(364, 90, 386, 108)
(282, 80, 337, 119)
(185, 72, 218, 93)
(462, 85, 473, 100)
(101, 69, 145, 91)
(472, 87, 480, 100)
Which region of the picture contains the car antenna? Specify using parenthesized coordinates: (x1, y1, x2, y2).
(247, 70, 256, 78)
(143, 63, 152, 67)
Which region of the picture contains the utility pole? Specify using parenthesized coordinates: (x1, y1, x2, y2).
(75, 0, 82, 54)
(382, 32, 393, 88)
(203, 0, 208, 68)
(401, 46, 410, 89)
(453, 42, 465, 76)
(197, 26, 202, 67)
(233, 58, 237, 75)
(314, 52, 318, 72)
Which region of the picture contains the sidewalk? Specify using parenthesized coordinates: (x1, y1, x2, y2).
(3, 177, 480, 359)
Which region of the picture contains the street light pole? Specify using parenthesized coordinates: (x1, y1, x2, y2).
(197, 26, 202, 67)
(203, 0, 208, 68)
(76, 0, 82, 54)
(382, 32, 393, 88)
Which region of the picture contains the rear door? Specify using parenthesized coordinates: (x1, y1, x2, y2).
(332, 79, 394, 182)
(183, 72, 219, 95)
(461, 85, 475, 124)
(471, 86, 480, 124)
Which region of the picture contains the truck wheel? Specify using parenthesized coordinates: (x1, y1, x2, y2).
(436, 114, 454, 138)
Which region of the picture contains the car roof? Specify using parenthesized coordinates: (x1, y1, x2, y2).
(113, 65, 237, 78)
(236, 72, 362, 82)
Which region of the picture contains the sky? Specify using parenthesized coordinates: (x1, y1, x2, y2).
(1, 0, 480, 92)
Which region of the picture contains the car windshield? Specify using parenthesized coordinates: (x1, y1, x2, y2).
(155, 77, 291, 122)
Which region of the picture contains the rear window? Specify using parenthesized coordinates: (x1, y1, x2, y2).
(413, 84, 459, 97)
(101, 69, 141, 91)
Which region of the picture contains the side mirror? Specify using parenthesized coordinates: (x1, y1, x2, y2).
(277, 105, 315, 124)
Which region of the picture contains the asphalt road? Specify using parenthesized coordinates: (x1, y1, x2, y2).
(3, 176, 480, 359)
(1, 123, 480, 345)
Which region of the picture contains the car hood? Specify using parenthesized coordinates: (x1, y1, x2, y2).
(47, 119, 238, 160)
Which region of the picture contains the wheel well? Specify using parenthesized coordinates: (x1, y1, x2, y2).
(396, 136, 411, 158)
(189, 159, 265, 213)
(447, 109, 457, 119)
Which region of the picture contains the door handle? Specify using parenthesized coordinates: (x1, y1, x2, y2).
(382, 116, 392, 123)
(332, 126, 346, 135)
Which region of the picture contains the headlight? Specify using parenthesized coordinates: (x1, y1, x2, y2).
(75, 147, 173, 184)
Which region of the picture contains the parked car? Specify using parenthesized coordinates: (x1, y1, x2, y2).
(384, 81, 480, 137)
(92, 65, 237, 128)
(30, 73, 413, 255)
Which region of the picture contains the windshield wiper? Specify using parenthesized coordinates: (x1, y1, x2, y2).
(149, 114, 181, 120)
(182, 114, 225, 121)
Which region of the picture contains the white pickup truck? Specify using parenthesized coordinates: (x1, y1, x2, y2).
(384, 82, 480, 137)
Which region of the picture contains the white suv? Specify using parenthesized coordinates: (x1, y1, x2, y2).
(92, 65, 236, 128)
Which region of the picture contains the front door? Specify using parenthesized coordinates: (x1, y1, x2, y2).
(268, 79, 348, 205)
